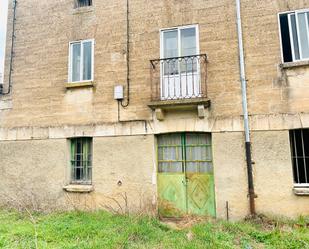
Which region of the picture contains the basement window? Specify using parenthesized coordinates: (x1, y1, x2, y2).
(68, 39, 94, 83)
(70, 137, 92, 184)
(74, 0, 92, 8)
(279, 10, 309, 63)
(290, 129, 309, 186)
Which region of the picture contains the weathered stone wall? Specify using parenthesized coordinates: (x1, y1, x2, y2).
(1, 0, 309, 219)
(1, 0, 309, 129)
(0, 139, 68, 210)
(1, 131, 307, 219)
(212, 132, 249, 220)
(0, 135, 156, 214)
(252, 130, 309, 218)
(212, 130, 309, 220)
(1, 0, 242, 127)
(92, 135, 156, 214)
(241, 0, 309, 115)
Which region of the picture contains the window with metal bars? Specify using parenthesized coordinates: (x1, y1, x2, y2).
(290, 129, 309, 186)
(70, 137, 92, 184)
(74, 0, 92, 8)
(157, 133, 213, 173)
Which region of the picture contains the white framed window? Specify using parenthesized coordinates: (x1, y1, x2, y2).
(279, 9, 309, 63)
(160, 25, 199, 64)
(159, 25, 201, 100)
(68, 39, 94, 83)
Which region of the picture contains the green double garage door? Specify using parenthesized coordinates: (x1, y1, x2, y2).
(157, 133, 216, 217)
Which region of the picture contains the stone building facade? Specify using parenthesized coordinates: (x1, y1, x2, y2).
(0, 0, 309, 220)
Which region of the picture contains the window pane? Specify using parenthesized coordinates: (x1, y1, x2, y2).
(75, 0, 92, 8)
(83, 41, 92, 81)
(71, 43, 81, 82)
(71, 138, 92, 182)
(158, 134, 183, 173)
(163, 30, 178, 58)
(185, 134, 212, 173)
(290, 14, 301, 61)
(279, 14, 293, 62)
(297, 13, 309, 59)
(180, 28, 197, 56)
(163, 30, 178, 75)
(294, 129, 304, 157)
(180, 28, 197, 73)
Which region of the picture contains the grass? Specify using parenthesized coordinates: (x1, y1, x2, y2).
(0, 209, 309, 249)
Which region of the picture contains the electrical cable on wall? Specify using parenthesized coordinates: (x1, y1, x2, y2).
(1, 0, 17, 95)
(120, 0, 130, 107)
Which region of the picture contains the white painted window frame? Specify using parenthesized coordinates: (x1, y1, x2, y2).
(278, 8, 309, 63)
(160, 24, 200, 60)
(68, 39, 95, 83)
(159, 25, 201, 99)
(294, 183, 309, 188)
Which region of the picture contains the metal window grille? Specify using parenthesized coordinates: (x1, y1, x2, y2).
(150, 54, 208, 101)
(71, 137, 92, 184)
(157, 133, 213, 173)
(75, 0, 92, 8)
(290, 129, 309, 185)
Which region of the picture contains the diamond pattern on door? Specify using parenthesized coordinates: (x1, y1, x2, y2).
(189, 179, 209, 209)
(157, 174, 187, 217)
(163, 184, 178, 202)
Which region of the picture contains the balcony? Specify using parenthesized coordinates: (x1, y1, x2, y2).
(149, 54, 210, 119)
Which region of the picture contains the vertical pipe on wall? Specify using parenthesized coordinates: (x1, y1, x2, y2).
(235, 0, 256, 216)
(1, 0, 17, 95)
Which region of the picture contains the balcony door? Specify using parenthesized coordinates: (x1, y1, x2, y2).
(160, 25, 200, 100)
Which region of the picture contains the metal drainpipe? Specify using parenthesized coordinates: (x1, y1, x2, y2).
(1, 0, 17, 95)
(235, 0, 256, 216)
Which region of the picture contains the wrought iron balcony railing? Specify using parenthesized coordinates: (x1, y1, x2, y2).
(150, 54, 208, 102)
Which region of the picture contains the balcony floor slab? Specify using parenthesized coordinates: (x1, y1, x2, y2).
(148, 97, 210, 111)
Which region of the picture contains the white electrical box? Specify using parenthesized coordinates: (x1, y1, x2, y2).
(114, 85, 124, 100)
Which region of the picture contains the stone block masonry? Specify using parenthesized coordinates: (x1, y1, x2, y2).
(1, 0, 309, 219)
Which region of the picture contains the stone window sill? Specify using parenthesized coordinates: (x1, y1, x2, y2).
(63, 184, 94, 193)
(66, 81, 94, 89)
(72, 6, 94, 15)
(293, 187, 309, 196)
(280, 60, 309, 69)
